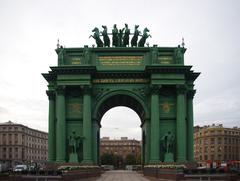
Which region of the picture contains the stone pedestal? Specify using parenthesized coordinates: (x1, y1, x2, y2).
(69, 153, 78, 163)
(164, 153, 174, 162)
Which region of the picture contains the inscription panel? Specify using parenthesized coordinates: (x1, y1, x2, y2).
(158, 56, 173, 64)
(66, 56, 82, 65)
(92, 78, 149, 84)
(98, 56, 143, 66)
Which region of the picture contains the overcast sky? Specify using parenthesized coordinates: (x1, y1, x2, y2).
(0, 0, 239, 140)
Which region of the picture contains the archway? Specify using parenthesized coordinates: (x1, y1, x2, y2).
(93, 92, 148, 166)
(100, 106, 142, 168)
(43, 45, 199, 165)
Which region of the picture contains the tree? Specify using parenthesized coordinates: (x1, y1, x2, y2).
(124, 154, 136, 165)
(136, 154, 141, 165)
(100, 153, 114, 165)
(113, 154, 123, 169)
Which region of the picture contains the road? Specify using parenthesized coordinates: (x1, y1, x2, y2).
(95, 170, 154, 181)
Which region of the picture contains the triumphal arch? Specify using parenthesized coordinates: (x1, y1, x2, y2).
(43, 25, 199, 165)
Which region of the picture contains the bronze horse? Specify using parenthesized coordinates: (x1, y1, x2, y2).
(89, 27, 103, 47)
(138, 28, 151, 47)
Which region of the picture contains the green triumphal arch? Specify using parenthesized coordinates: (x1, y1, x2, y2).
(43, 26, 199, 165)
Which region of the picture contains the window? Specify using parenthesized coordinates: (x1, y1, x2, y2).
(204, 155, 208, 160)
(211, 138, 215, 144)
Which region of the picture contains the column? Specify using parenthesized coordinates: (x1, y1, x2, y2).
(82, 85, 93, 164)
(176, 85, 186, 162)
(149, 85, 160, 163)
(46, 90, 55, 162)
(56, 86, 66, 162)
(187, 90, 195, 161)
(92, 119, 99, 165)
(142, 119, 150, 164)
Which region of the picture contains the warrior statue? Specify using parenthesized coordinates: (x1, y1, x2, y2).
(131, 25, 141, 47)
(101, 25, 110, 47)
(118, 27, 125, 47)
(138, 27, 151, 47)
(123, 23, 130, 47)
(174, 45, 183, 63)
(69, 131, 79, 154)
(112, 24, 119, 47)
(161, 131, 175, 154)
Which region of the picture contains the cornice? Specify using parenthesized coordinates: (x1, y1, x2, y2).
(50, 66, 96, 74)
(145, 65, 192, 74)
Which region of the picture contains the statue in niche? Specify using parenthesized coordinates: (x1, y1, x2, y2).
(131, 25, 141, 47)
(101, 25, 110, 47)
(123, 23, 130, 47)
(138, 27, 151, 47)
(175, 45, 183, 63)
(161, 131, 175, 162)
(68, 131, 80, 162)
(112, 24, 119, 47)
(89, 27, 103, 47)
(83, 45, 90, 64)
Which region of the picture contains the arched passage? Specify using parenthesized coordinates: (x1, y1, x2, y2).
(94, 90, 149, 123)
(101, 106, 141, 139)
(100, 106, 142, 168)
(93, 91, 148, 165)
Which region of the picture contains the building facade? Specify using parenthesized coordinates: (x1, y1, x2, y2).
(194, 124, 240, 162)
(100, 137, 141, 159)
(0, 121, 48, 166)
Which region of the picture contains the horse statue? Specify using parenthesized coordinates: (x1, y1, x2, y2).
(112, 24, 119, 47)
(138, 28, 151, 47)
(89, 27, 103, 47)
(131, 25, 141, 47)
(123, 23, 130, 47)
(101, 25, 110, 47)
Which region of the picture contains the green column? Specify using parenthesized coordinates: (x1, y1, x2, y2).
(46, 90, 55, 162)
(176, 86, 186, 162)
(82, 86, 93, 164)
(142, 119, 150, 164)
(56, 86, 66, 162)
(149, 86, 160, 163)
(92, 119, 99, 165)
(187, 90, 195, 161)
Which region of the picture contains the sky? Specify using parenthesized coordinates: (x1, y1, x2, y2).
(0, 0, 240, 140)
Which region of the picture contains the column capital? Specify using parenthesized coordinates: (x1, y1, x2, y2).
(46, 90, 55, 100)
(56, 85, 66, 95)
(176, 85, 187, 94)
(187, 90, 196, 99)
(81, 85, 92, 95)
(149, 85, 162, 94)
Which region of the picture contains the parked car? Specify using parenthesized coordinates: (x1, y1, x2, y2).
(14, 165, 28, 172)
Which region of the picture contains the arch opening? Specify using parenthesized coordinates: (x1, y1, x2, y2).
(95, 94, 146, 123)
(101, 106, 141, 140)
(95, 94, 146, 168)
